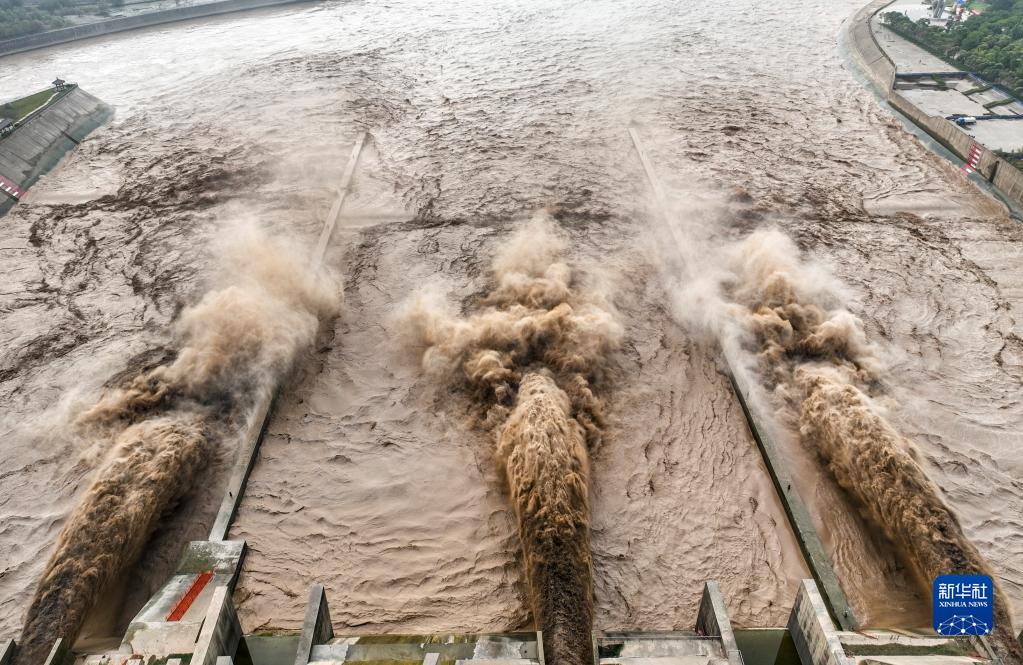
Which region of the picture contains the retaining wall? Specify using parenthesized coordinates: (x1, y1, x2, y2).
(0, 0, 313, 57)
(0, 85, 112, 214)
(994, 156, 1023, 200)
(0, 86, 111, 184)
(888, 91, 1009, 179)
(849, 0, 1023, 211)
(847, 0, 896, 93)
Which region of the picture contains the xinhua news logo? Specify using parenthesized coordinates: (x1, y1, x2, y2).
(933, 575, 993, 636)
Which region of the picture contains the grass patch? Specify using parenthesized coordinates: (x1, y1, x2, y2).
(984, 97, 1015, 109)
(964, 84, 992, 95)
(0, 88, 57, 122)
(841, 640, 977, 657)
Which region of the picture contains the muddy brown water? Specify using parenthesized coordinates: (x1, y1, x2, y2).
(0, 0, 1021, 642)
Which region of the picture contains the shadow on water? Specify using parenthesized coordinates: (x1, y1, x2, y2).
(233, 635, 301, 665)
(735, 630, 801, 665)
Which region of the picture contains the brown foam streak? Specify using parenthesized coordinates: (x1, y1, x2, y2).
(17, 419, 210, 665)
(728, 230, 1020, 659)
(406, 214, 620, 664)
(500, 373, 593, 665)
(16, 224, 340, 663)
(798, 370, 1019, 655)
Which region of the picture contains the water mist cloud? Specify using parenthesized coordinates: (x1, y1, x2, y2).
(403, 212, 621, 665)
(16, 222, 340, 665)
(671, 228, 1020, 660)
(83, 222, 340, 425)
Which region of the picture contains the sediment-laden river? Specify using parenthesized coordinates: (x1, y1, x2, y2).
(1, 0, 1021, 642)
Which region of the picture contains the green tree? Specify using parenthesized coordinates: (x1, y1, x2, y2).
(884, 1, 1023, 96)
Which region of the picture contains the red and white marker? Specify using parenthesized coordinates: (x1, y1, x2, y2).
(0, 174, 24, 200)
(962, 142, 983, 175)
(165, 570, 215, 622)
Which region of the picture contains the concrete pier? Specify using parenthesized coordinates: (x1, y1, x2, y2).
(121, 541, 244, 652)
(191, 587, 242, 665)
(788, 580, 852, 665)
(787, 579, 993, 665)
(695, 582, 742, 665)
(294, 585, 333, 665)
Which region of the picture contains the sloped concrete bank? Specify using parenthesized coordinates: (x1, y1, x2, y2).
(846, 0, 1023, 212)
(0, 0, 314, 57)
(0, 85, 112, 216)
(846, 0, 896, 93)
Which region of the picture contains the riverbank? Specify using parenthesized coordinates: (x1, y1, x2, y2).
(846, 0, 1023, 213)
(0, 85, 112, 215)
(0, 0, 315, 57)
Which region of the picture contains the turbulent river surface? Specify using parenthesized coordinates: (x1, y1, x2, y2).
(1, 0, 1022, 642)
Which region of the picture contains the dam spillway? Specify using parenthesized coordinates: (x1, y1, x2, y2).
(1, 131, 1013, 663)
(1, 0, 1023, 661)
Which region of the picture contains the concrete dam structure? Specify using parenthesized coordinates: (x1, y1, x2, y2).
(0, 128, 1011, 665)
(0, 86, 112, 216)
(3, 0, 1023, 660)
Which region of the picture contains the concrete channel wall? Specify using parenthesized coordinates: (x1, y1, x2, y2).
(0, 0, 313, 57)
(727, 370, 856, 632)
(787, 580, 853, 665)
(191, 586, 242, 665)
(0, 85, 112, 213)
(848, 0, 1023, 210)
(695, 582, 743, 665)
(888, 91, 1002, 179)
